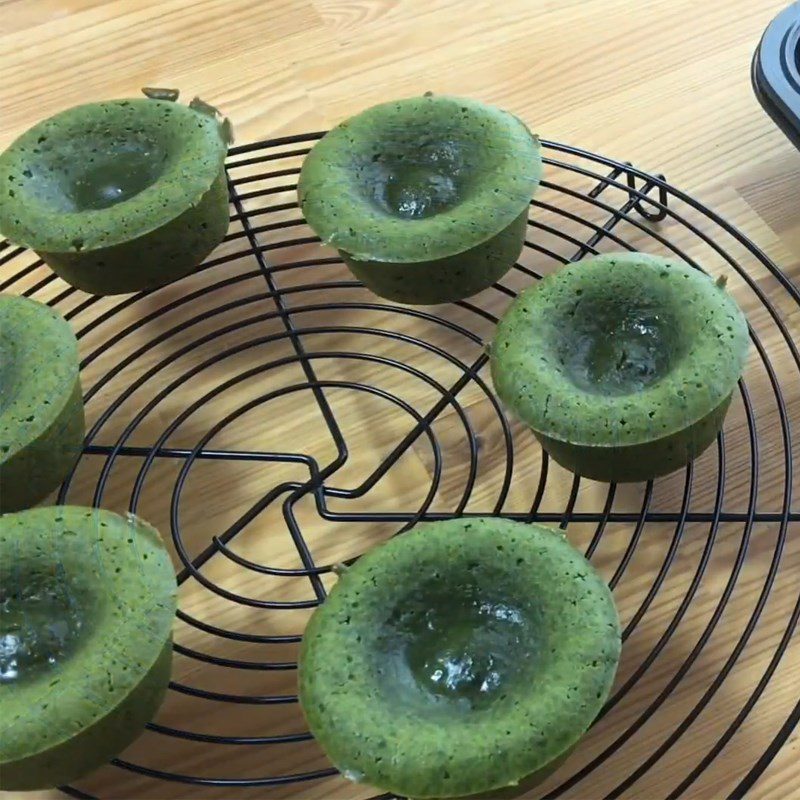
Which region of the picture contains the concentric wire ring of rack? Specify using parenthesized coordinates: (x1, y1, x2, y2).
(1, 132, 798, 799)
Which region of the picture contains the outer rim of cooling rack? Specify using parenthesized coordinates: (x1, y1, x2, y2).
(0, 132, 795, 800)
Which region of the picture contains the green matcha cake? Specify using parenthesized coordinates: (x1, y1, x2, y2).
(490, 253, 749, 482)
(0, 506, 177, 790)
(0, 91, 231, 295)
(298, 94, 541, 304)
(299, 517, 620, 798)
(0, 294, 84, 512)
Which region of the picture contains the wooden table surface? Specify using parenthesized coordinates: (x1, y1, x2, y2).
(2, 1, 799, 799)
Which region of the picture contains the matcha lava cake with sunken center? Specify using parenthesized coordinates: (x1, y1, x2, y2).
(0, 506, 177, 790)
(299, 518, 620, 799)
(0, 294, 85, 512)
(490, 252, 749, 482)
(0, 90, 231, 296)
(298, 94, 542, 304)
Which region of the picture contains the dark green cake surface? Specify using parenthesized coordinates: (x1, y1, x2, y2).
(0, 294, 84, 511)
(298, 95, 541, 304)
(0, 96, 230, 295)
(0, 506, 177, 790)
(490, 253, 749, 481)
(299, 517, 620, 798)
(299, 95, 541, 263)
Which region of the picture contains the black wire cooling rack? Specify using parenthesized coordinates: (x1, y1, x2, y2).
(2, 132, 799, 800)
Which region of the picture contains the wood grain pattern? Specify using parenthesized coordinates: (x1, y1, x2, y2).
(1, 1, 798, 799)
